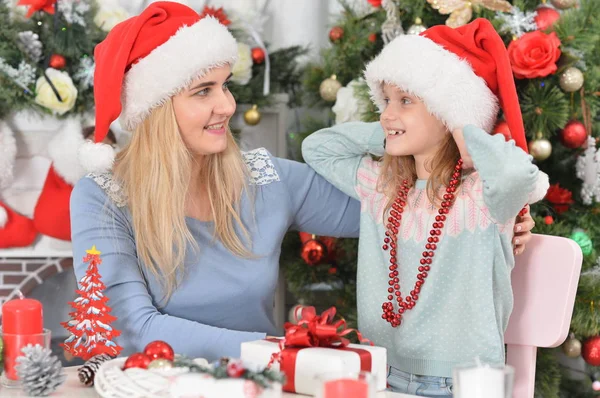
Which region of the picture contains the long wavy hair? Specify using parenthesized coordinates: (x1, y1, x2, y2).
(113, 98, 252, 301)
(377, 133, 462, 215)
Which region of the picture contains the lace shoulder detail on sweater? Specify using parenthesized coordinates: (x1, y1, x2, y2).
(86, 173, 127, 208)
(242, 147, 280, 186)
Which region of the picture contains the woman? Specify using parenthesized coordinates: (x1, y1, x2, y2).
(70, 2, 535, 361)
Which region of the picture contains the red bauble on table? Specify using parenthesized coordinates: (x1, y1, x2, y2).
(123, 353, 151, 369)
(493, 121, 511, 141)
(251, 47, 265, 64)
(561, 120, 587, 149)
(329, 26, 344, 42)
(582, 336, 600, 366)
(226, 360, 246, 378)
(49, 54, 66, 69)
(144, 340, 175, 361)
(534, 7, 560, 31)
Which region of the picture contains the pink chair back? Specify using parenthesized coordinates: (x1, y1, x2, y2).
(505, 234, 582, 398)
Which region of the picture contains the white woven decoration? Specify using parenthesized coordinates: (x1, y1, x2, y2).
(94, 357, 281, 398)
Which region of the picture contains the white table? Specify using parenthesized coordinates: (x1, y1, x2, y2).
(0, 367, 417, 397)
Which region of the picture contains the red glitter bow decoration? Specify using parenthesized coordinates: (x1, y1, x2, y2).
(17, 0, 56, 18)
(269, 307, 372, 367)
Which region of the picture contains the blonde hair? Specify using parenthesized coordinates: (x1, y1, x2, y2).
(113, 98, 252, 302)
(378, 133, 462, 215)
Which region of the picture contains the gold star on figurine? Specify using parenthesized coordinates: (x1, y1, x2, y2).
(86, 245, 101, 255)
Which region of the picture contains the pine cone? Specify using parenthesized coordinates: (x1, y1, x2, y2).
(78, 353, 112, 387)
(16, 344, 66, 397)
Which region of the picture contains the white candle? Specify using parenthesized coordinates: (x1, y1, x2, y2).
(455, 366, 506, 398)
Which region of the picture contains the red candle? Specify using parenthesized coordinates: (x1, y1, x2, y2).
(324, 378, 369, 398)
(2, 296, 44, 380)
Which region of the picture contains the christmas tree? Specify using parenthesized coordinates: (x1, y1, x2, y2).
(283, 0, 600, 395)
(61, 245, 122, 361)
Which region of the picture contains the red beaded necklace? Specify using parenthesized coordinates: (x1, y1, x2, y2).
(381, 159, 463, 328)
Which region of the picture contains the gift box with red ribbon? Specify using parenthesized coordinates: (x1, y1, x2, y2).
(240, 307, 387, 395)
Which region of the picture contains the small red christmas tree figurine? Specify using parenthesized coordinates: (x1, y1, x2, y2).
(61, 245, 123, 360)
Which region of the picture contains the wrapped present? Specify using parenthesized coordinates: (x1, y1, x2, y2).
(241, 307, 387, 395)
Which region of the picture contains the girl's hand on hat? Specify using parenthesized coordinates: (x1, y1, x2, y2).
(451, 128, 473, 169)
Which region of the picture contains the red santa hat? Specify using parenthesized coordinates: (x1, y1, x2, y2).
(32, 119, 85, 241)
(0, 201, 37, 249)
(79, 1, 238, 174)
(364, 18, 527, 153)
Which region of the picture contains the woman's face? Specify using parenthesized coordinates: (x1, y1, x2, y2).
(172, 65, 236, 156)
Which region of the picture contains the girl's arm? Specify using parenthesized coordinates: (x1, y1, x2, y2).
(454, 125, 549, 224)
(301, 122, 385, 200)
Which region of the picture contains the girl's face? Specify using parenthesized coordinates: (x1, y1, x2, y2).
(172, 65, 236, 156)
(380, 83, 448, 161)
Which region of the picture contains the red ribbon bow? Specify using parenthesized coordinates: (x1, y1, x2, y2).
(268, 307, 372, 367)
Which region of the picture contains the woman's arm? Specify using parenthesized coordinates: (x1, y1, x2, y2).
(70, 177, 266, 361)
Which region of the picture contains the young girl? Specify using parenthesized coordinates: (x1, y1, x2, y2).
(302, 19, 549, 396)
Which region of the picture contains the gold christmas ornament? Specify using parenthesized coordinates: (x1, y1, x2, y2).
(319, 74, 342, 102)
(243, 104, 262, 126)
(550, 0, 577, 9)
(562, 335, 582, 358)
(407, 17, 427, 35)
(426, 0, 512, 28)
(559, 67, 584, 92)
(529, 134, 552, 161)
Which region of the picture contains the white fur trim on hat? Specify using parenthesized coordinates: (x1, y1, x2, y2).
(48, 119, 86, 185)
(364, 35, 499, 132)
(120, 16, 238, 131)
(529, 170, 550, 204)
(0, 121, 17, 190)
(78, 141, 115, 174)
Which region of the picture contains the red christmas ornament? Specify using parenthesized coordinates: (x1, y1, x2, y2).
(328, 267, 338, 275)
(329, 26, 344, 42)
(144, 340, 175, 361)
(226, 361, 246, 378)
(544, 215, 554, 225)
(534, 7, 560, 31)
(251, 47, 265, 64)
(561, 120, 587, 149)
(367, 0, 382, 7)
(198, 6, 230, 25)
(493, 121, 511, 141)
(545, 184, 574, 214)
(368, 33, 377, 43)
(123, 353, 151, 369)
(301, 239, 326, 265)
(49, 54, 66, 69)
(582, 336, 600, 366)
(382, 159, 463, 328)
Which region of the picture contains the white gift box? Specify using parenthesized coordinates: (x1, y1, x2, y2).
(240, 339, 387, 396)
